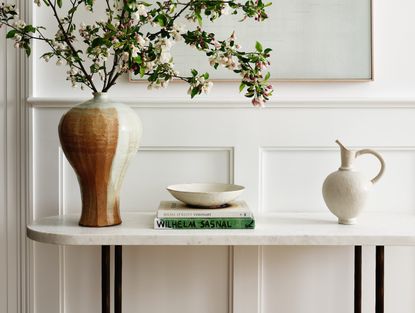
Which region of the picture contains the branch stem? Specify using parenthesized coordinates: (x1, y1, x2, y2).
(46, 0, 98, 92)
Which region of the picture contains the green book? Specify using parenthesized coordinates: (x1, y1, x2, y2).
(154, 217, 255, 230)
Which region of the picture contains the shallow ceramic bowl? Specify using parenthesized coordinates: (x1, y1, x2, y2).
(167, 183, 245, 208)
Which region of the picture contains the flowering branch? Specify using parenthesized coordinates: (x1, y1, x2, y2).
(0, 0, 274, 105)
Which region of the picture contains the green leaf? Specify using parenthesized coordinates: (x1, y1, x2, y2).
(191, 88, 199, 98)
(40, 52, 53, 59)
(6, 30, 17, 39)
(140, 66, 145, 78)
(106, 23, 116, 31)
(264, 72, 270, 81)
(195, 12, 203, 26)
(24, 25, 36, 33)
(191, 69, 198, 76)
(57, 0, 62, 8)
(25, 45, 31, 56)
(255, 41, 263, 53)
(155, 14, 167, 27)
(239, 82, 246, 92)
(91, 37, 110, 48)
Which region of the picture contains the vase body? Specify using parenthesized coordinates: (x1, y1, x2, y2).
(323, 171, 373, 225)
(322, 140, 385, 225)
(58, 93, 142, 227)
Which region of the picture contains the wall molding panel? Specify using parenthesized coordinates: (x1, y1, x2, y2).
(54, 146, 235, 313)
(59, 146, 234, 214)
(27, 96, 415, 109)
(259, 146, 415, 214)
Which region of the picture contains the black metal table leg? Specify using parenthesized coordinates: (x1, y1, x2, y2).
(354, 246, 362, 313)
(102, 246, 111, 313)
(115, 245, 122, 313)
(376, 246, 384, 313)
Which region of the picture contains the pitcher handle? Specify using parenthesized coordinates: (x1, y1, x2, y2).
(355, 149, 385, 184)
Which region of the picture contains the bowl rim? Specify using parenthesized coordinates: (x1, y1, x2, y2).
(166, 183, 245, 194)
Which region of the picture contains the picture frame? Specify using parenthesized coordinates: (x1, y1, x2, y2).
(130, 0, 373, 82)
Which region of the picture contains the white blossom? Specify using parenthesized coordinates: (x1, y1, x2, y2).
(212, 41, 221, 49)
(171, 23, 185, 41)
(67, 68, 78, 76)
(14, 20, 26, 29)
(145, 61, 155, 71)
(121, 51, 129, 62)
(202, 81, 213, 94)
(131, 45, 140, 58)
(3, 4, 15, 14)
(158, 38, 174, 51)
(135, 34, 146, 47)
(159, 51, 171, 64)
(136, 5, 148, 17)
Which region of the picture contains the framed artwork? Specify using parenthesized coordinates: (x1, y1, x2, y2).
(130, 0, 373, 82)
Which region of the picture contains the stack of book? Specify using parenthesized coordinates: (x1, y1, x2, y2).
(154, 200, 255, 230)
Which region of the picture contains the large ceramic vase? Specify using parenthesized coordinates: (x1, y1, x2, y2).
(58, 92, 142, 227)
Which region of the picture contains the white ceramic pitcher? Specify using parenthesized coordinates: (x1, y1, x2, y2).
(322, 140, 385, 225)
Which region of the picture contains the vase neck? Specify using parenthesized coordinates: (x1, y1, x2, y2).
(93, 92, 109, 101)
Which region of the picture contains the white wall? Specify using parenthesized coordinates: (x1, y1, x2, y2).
(3, 0, 415, 312)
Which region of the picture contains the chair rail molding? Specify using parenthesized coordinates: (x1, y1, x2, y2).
(27, 96, 415, 109)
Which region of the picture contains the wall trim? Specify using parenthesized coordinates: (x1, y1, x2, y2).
(258, 145, 415, 213)
(27, 96, 415, 109)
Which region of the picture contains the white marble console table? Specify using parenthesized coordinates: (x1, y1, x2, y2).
(28, 212, 415, 313)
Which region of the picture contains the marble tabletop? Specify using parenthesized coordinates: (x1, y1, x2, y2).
(26, 212, 415, 246)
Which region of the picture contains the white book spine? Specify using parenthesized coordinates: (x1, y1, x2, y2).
(157, 211, 253, 218)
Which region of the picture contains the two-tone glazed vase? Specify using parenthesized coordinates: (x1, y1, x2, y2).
(58, 93, 142, 227)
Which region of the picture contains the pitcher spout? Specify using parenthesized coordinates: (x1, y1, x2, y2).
(336, 140, 355, 170)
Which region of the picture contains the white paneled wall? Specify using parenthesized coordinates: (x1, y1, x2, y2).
(2, 0, 415, 312)
(32, 106, 415, 313)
